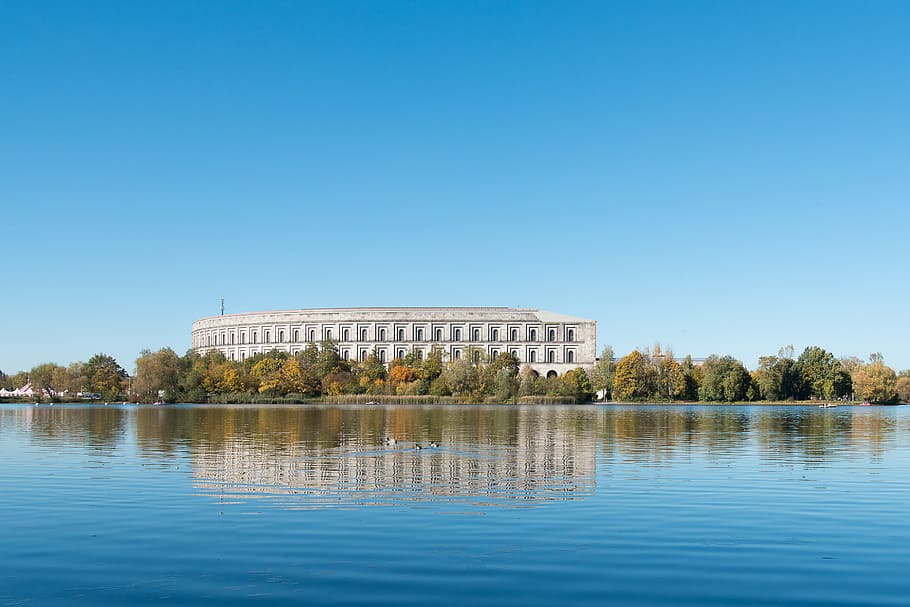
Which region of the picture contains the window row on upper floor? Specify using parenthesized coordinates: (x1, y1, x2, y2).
(198, 325, 579, 347)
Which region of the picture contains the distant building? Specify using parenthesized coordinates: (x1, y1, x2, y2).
(192, 307, 596, 377)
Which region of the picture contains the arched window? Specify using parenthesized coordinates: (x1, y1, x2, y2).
(308, 330, 315, 342)
(510, 329, 518, 341)
(360, 328, 368, 341)
(472, 350, 481, 363)
(207, 335, 211, 347)
(548, 329, 556, 341)
(416, 349, 423, 360)
(547, 350, 555, 363)
(454, 349, 461, 360)
(379, 328, 387, 341)
(510, 349, 519, 360)
(453, 328, 462, 341)
(230, 333, 235, 345)
(279, 330, 285, 343)
(472, 328, 480, 341)
(567, 329, 575, 342)
(491, 328, 499, 341)
(529, 350, 537, 363)
(529, 329, 537, 342)
(221, 333, 226, 345)
(265, 330, 271, 343)
(379, 350, 386, 363)
(241, 333, 246, 345)
(416, 328, 424, 341)
(435, 328, 442, 341)
(491, 349, 498, 360)
(397, 328, 404, 341)
(567, 351, 575, 363)
(240, 352, 246, 361)
(252, 331, 258, 344)
(397, 349, 405, 359)
(326, 329, 333, 340)
(213, 334, 218, 346)
(342, 350, 349, 360)
(293, 330, 299, 342)
(343, 328, 350, 341)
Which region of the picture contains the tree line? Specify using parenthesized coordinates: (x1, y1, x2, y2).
(0, 342, 594, 404)
(2, 342, 908, 404)
(590, 344, 910, 404)
(1, 354, 127, 401)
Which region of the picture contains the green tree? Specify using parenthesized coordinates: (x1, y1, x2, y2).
(176, 351, 205, 402)
(84, 354, 127, 401)
(415, 347, 446, 394)
(491, 367, 519, 402)
(65, 362, 88, 395)
(518, 365, 539, 397)
(590, 346, 616, 400)
(483, 352, 519, 400)
(679, 356, 700, 400)
(650, 346, 686, 401)
(315, 339, 344, 379)
(134, 348, 181, 402)
(419, 347, 446, 382)
(564, 367, 595, 402)
(357, 349, 387, 394)
(754, 351, 804, 401)
(8, 371, 29, 391)
(798, 346, 845, 400)
(442, 357, 481, 399)
(489, 351, 520, 377)
(28, 363, 65, 396)
(699, 355, 751, 402)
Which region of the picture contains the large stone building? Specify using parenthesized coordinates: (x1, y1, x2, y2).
(192, 307, 596, 377)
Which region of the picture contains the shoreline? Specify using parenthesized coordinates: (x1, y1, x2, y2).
(4, 398, 902, 407)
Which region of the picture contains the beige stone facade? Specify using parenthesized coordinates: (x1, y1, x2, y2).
(192, 307, 596, 376)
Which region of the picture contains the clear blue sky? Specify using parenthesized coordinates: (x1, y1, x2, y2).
(2, 1, 908, 375)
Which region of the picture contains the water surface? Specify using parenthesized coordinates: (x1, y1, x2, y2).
(1, 404, 908, 606)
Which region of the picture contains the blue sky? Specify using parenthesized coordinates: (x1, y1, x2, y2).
(2, 1, 908, 374)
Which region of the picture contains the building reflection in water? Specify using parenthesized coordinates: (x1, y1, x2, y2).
(2, 403, 902, 508)
(188, 406, 598, 508)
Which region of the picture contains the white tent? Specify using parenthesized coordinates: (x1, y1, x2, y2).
(13, 383, 36, 397)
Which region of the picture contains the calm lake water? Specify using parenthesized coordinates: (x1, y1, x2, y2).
(1, 403, 908, 606)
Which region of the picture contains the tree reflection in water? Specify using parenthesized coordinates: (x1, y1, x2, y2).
(1, 403, 902, 507)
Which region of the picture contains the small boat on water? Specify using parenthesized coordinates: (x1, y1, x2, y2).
(819, 403, 838, 409)
(365, 401, 379, 405)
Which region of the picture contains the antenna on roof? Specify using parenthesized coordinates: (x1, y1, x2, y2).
(220, 297, 224, 316)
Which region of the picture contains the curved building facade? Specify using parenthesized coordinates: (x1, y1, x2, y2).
(192, 307, 596, 376)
